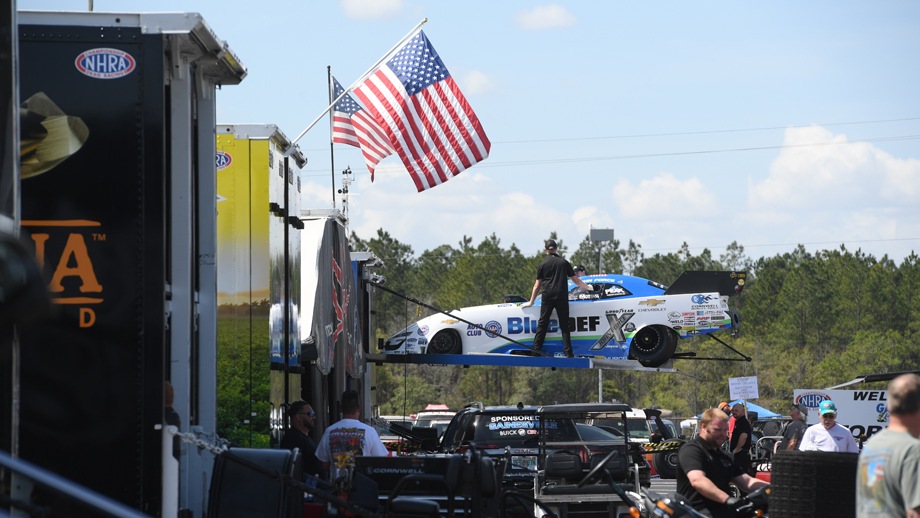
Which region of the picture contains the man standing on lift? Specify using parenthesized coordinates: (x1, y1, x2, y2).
(522, 239, 592, 358)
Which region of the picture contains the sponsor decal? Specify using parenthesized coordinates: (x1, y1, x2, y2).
(417, 339, 427, 345)
(216, 151, 232, 170)
(639, 298, 666, 306)
(441, 319, 459, 324)
(466, 324, 483, 337)
(853, 391, 887, 402)
(795, 392, 832, 409)
(691, 294, 715, 304)
(75, 48, 136, 79)
(417, 325, 429, 336)
(23, 219, 104, 328)
(491, 415, 537, 422)
(590, 311, 635, 350)
(509, 317, 558, 334)
(484, 320, 502, 338)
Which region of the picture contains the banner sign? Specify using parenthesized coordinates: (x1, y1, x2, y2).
(793, 389, 888, 441)
(729, 376, 759, 400)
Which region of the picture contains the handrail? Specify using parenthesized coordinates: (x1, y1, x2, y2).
(0, 449, 149, 517)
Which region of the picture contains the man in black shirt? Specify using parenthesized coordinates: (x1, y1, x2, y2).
(281, 400, 322, 477)
(677, 408, 769, 517)
(729, 403, 753, 476)
(522, 239, 593, 358)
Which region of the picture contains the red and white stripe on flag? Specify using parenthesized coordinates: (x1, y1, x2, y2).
(353, 31, 490, 192)
(331, 77, 394, 180)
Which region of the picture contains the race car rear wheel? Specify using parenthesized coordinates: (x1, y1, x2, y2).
(629, 325, 678, 367)
(427, 329, 462, 354)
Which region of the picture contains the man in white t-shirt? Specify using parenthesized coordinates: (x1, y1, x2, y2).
(799, 399, 859, 453)
(315, 389, 389, 490)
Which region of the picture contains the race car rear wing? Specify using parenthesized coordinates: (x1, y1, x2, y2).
(663, 271, 747, 296)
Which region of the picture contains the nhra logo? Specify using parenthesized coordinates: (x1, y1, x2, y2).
(216, 151, 232, 170)
(75, 48, 136, 79)
(691, 294, 715, 304)
(796, 392, 831, 409)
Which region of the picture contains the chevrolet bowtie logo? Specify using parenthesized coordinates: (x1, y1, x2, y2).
(639, 299, 666, 306)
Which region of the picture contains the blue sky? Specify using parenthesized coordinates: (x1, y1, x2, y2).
(19, 0, 920, 263)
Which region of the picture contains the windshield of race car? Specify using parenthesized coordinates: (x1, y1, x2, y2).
(568, 282, 634, 301)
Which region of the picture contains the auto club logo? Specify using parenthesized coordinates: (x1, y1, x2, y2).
(484, 320, 502, 338)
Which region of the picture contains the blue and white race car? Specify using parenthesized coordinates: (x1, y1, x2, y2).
(382, 271, 746, 367)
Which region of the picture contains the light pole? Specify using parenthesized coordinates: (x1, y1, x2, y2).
(589, 228, 614, 274)
(589, 227, 613, 401)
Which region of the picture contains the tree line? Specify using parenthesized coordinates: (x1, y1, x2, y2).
(352, 230, 919, 419)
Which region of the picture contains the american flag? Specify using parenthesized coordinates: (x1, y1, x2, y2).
(331, 76, 394, 180)
(353, 30, 491, 192)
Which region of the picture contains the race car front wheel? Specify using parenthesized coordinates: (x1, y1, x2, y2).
(427, 329, 462, 354)
(629, 325, 678, 367)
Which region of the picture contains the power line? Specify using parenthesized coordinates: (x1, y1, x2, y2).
(471, 134, 920, 169)
(495, 117, 920, 144)
(300, 116, 920, 152)
(298, 133, 920, 178)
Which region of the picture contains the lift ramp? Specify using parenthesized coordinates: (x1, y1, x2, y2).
(367, 352, 676, 372)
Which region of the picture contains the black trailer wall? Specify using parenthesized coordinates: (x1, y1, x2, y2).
(17, 24, 166, 510)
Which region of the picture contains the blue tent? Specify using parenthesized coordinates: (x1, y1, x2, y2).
(697, 400, 782, 419)
(728, 399, 781, 419)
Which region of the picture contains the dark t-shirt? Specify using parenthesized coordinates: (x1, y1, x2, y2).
(536, 254, 575, 299)
(779, 419, 807, 451)
(730, 417, 752, 452)
(281, 428, 321, 477)
(677, 437, 744, 517)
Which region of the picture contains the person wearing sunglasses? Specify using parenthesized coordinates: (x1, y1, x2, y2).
(281, 400, 321, 477)
(798, 399, 859, 453)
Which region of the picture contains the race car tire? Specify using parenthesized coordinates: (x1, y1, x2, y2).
(629, 325, 678, 367)
(427, 329, 462, 354)
(653, 449, 680, 479)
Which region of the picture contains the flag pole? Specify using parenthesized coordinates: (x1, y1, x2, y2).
(327, 66, 336, 208)
(291, 17, 428, 145)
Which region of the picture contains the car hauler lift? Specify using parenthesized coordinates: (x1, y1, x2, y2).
(367, 352, 677, 372)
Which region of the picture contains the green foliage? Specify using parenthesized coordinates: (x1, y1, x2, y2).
(216, 313, 271, 447)
(220, 229, 920, 430)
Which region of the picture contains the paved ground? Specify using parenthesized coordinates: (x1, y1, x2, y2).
(649, 476, 678, 494)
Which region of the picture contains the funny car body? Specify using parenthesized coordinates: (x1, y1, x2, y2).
(383, 270, 746, 367)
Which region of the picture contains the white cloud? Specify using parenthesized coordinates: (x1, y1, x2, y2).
(514, 5, 577, 30)
(735, 125, 920, 259)
(749, 125, 920, 210)
(305, 162, 581, 253)
(458, 70, 496, 95)
(340, 0, 404, 20)
(613, 173, 717, 222)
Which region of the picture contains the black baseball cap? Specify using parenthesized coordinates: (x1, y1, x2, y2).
(544, 239, 557, 250)
(574, 264, 586, 272)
